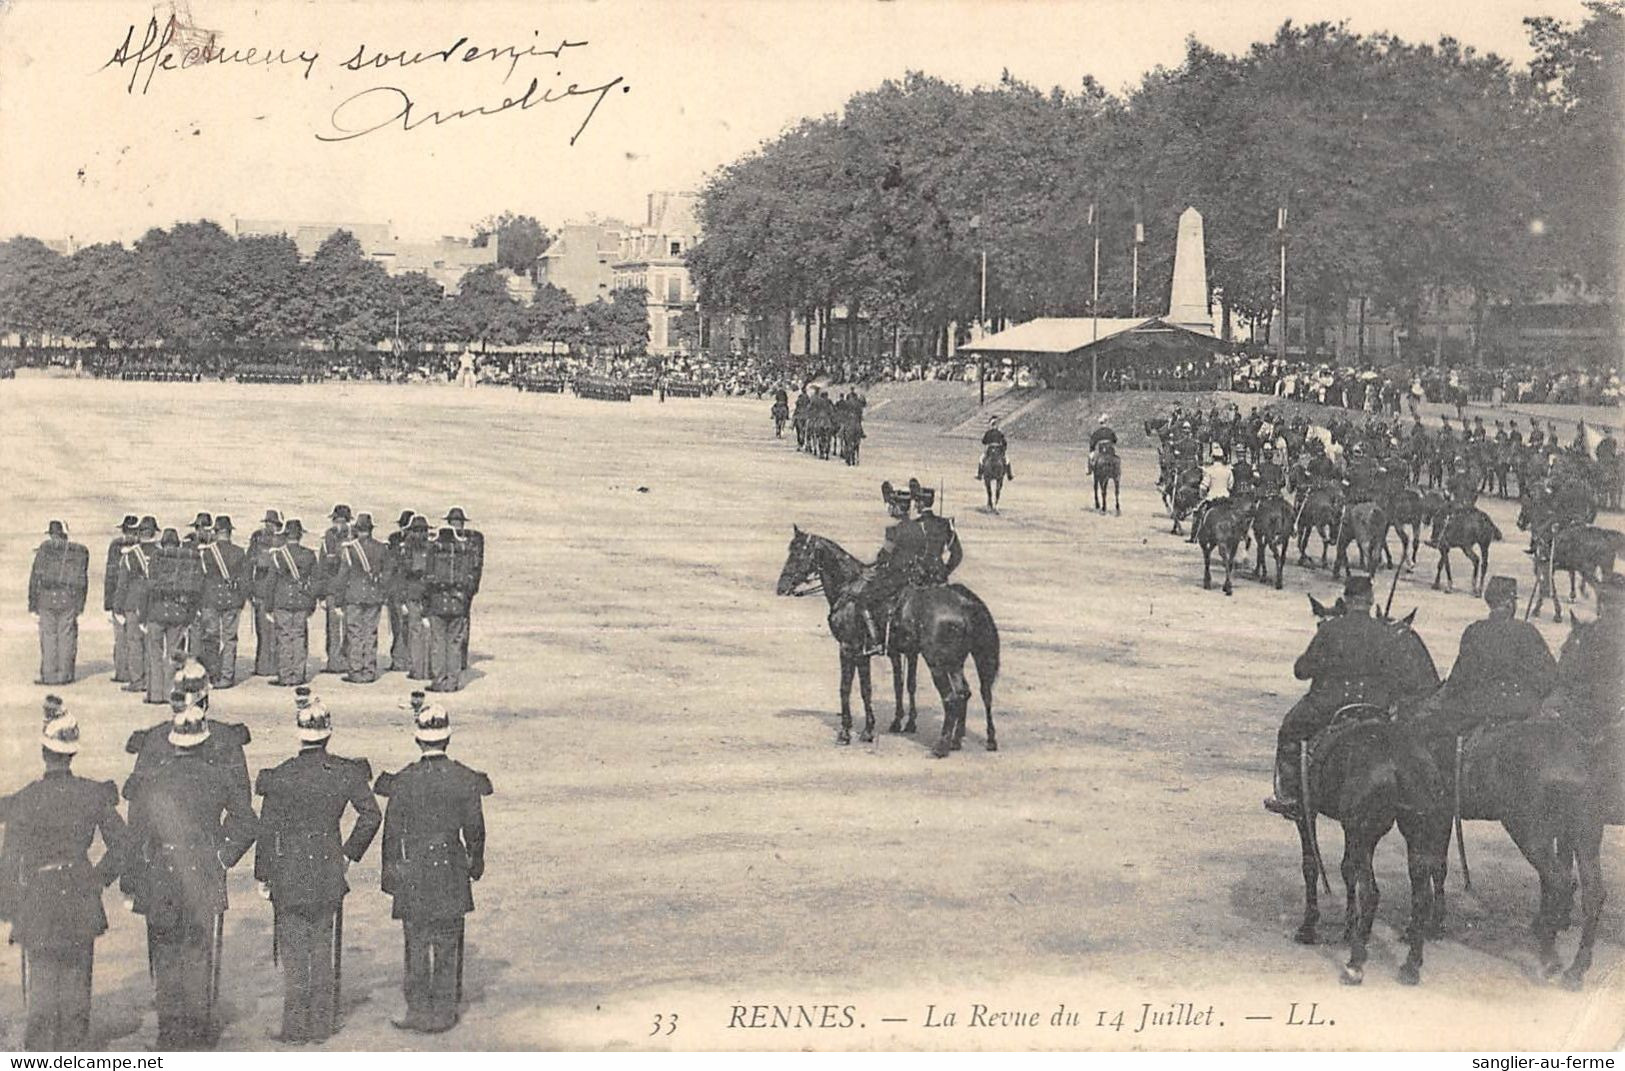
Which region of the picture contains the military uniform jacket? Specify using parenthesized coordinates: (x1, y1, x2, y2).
(1556, 616, 1625, 730)
(1256, 461, 1286, 495)
(113, 541, 157, 614)
(124, 720, 252, 811)
(1088, 427, 1118, 449)
(0, 772, 124, 950)
(1293, 613, 1406, 711)
(460, 530, 485, 595)
(916, 513, 961, 584)
(395, 538, 431, 605)
(337, 535, 394, 607)
(142, 546, 204, 626)
(29, 539, 89, 615)
(124, 750, 256, 926)
(318, 527, 348, 605)
(424, 540, 475, 618)
(1435, 616, 1556, 721)
(254, 749, 381, 907)
(375, 756, 492, 921)
(270, 543, 320, 612)
(104, 536, 134, 612)
(199, 540, 249, 611)
(246, 530, 281, 602)
(981, 428, 1008, 448)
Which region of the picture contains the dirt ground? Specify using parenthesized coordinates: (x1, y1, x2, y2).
(0, 375, 1620, 1051)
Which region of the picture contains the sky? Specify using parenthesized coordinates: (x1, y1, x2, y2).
(0, 0, 1595, 246)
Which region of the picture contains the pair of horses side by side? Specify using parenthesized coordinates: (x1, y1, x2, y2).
(777, 527, 1000, 759)
(1286, 598, 1607, 990)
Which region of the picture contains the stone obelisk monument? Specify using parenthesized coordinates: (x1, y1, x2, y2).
(1166, 206, 1213, 335)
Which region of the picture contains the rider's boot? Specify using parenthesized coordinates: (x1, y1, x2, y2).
(859, 608, 884, 657)
(1262, 745, 1302, 819)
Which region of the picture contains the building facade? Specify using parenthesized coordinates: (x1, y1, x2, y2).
(612, 192, 700, 356)
(537, 219, 628, 305)
(232, 219, 497, 294)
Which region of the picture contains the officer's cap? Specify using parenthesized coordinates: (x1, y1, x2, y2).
(296, 699, 332, 742)
(42, 707, 80, 756)
(284, 519, 305, 539)
(190, 512, 213, 530)
(1342, 576, 1374, 601)
(1484, 575, 1517, 607)
(168, 708, 211, 748)
(118, 514, 139, 532)
(414, 704, 451, 744)
(159, 528, 181, 547)
(46, 519, 67, 537)
(213, 515, 233, 532)
(137, 516, 159, 536)
(353, 513, 374, 532)
(293, 685, 315, 707)
(445, 507, 470, 524)
(330, 504, 353, 521)
(916, 487, 936, 508)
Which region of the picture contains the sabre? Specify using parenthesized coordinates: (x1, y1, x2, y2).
(1454, 738, 1473, 891)
(332, 900, 344, 1035)
(1384, 545, 1403, 618)
(207, 912, 224, 1035)
(454, 918, 466, 1006)
(19, 949, 26, 1010)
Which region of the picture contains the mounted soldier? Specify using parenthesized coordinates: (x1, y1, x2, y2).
(840, 482, 929, 657)
(909, 479, 962, 585)
(1412, 576, 1556, 742)
(979, 416, 1012, 481)
(1255, 443, 1287, 499)
(1087, 414, 1117, 474)
(1187, 442, 1234, 544)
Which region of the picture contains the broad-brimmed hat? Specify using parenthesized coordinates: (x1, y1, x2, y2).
(190, 512, 213, 530)
(159, 528, 181, 547)
(118, 514, 139, 532)
(262, 509, 285, 527)
(1343, 576, 1374, 601)
(414, 704, 451, 744)
(353, 512, 374, 532)
(213, 515, 234, 533)
(42, 704, 80, 756)
(168, 707, 211, 748)
(137, 516, 159, 537)
(436, 526, 457, 542)
(1484, 575, 1517, 607)
(407, 514, 430, 532)
(46, 519, 67, 537)
(396, 510, 416, 529)
(284, 519, 305, 539)
(330, 504, 353, 522)
(445, 507, 469, 524)
(297, 699, 332, 742)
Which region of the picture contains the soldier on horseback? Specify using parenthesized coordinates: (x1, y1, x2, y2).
(909, 479, 962, 585)
(1342, 442, 1380, 504)
(1087, 414, 1117, 474)
(841, 483, 931, 657)
(1187, 442, 1235, 544)
(1412, 576, 1556, 741)
(979, 416, 1011, 480)
(1256, 444, 1286, 499)
(1549, 574, 1625, 738)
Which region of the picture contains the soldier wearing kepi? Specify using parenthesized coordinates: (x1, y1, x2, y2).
(1549, 574, 1625, 738)
(106, 515, 140, 683)
(115, 517, 160, 694)
(387, 511, 416, 673)
(1264, 577, 1405, 819)
(444, 509, 483, 671)
(1414, 576, 1557, 740)
(122, 707, 257, 1050)
(374, 705, 492, 1033)
(338, 513, 394, 684)
(141, 529, 204, 705)
(0, 701, 126, 1050)
(254, 692, 382, 1044)
(247, 511, 285, 677)
(29, 520, 89, 685)
(319, 506, 354, 676)
(908, 479, 962, 585)
(271, 520, 320, 687)
(196, 516, 248, 687)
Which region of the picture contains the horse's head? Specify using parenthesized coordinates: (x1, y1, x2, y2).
(776, 525, 818, 596)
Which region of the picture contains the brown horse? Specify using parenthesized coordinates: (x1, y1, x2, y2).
(1251, 495, 1294, 589)
(1294, 485, 1343, 567)
(978, 442, 1009, 513)
(1427, 507, 1501, 595)
(776, 528, 1001, 758)
(1332, 501, 1389, 579)
(1197, 495, 1255, 596)
(1289, 599, 1451, 985)
(1380, 488, 1426, 570)
(1091, 443, 1121, 514)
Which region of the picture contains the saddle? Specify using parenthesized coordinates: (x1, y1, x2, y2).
(1305, 702, 1392, 784)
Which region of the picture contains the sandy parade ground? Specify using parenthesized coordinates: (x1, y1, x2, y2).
(0, 374, 1620, 1051)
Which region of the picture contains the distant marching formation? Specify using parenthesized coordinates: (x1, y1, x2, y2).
(1147, 403, 1622, 604)
(0, 686, 493, 1049)
(775, 385, 867, 465)
(27, 506, 486, 695)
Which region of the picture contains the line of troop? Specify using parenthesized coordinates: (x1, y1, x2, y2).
(27, 506, 486, 696)
(779, 385, 866, 465)
(0, 685, 492, 1049)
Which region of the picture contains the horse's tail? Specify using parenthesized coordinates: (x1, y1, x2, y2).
(1487, 516, 1503, 542)
(954, 585, 1000, 706)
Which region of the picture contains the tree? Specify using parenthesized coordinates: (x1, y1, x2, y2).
(524, 282, 577, 352)
(227, 234, 309, 347)
(133, 220, 239, 348)
(306, 230, 391, 352)
(390, 271, 452, 351)
(452, 264, 524, 349)
(64, 242, 157, 346)
(0, 238, 71, 343)
(472, 212, 552, 278)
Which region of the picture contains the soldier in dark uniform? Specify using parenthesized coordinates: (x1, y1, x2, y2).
(1087, 414, 1118, 474)
(374, 705, 492, 1033)
(444, 509, 483, 671)
(29, 520, 89, 685)
(271, 520, 320, 687)
(398, 516, 434, 681)
(1342, 442, 1379, 504)
(387, 511, 415, 673)
(338, 513, 394, 684)
(123, 707, 257, 1050)
(255, 693, 382, 1043)
(1264, 577, 1407, 818)
(0, 702, 125, 1050)
(1255, 444, 1286, 499)
(842, 484, 930, 656)
(1548, 575, 1624, 739)
(115, 517, 159, 694)
(980, 416, 1011, 480)
(319, 506, 353, 676)
(1413, 576, 1556, 740)
(425, 527, 474, 693)
(182, 512, 212, 551)
(124, 688, 252, 812)
(197, 516, 248, 687)
(1528, 419, 1545, 452)
(908, 479, 962, 584)
(141, 529, 203, 705)
(106, 515, 140, 683)
(247, 510, 285, 677)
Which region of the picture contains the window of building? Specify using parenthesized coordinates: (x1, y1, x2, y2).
(667, 276, 682, 304)
(669, 241, 682, 256)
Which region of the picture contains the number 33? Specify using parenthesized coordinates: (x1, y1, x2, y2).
(649, 1012, 678, 1037)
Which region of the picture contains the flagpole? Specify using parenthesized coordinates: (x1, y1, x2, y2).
(1277, 200, 1288, 366)
(976, 202, 988, 407)
(1090, 199, 1100, 403)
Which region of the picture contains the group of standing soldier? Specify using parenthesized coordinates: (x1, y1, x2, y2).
(28, 506, 484, 696)
(0, 685, 492, 1049)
